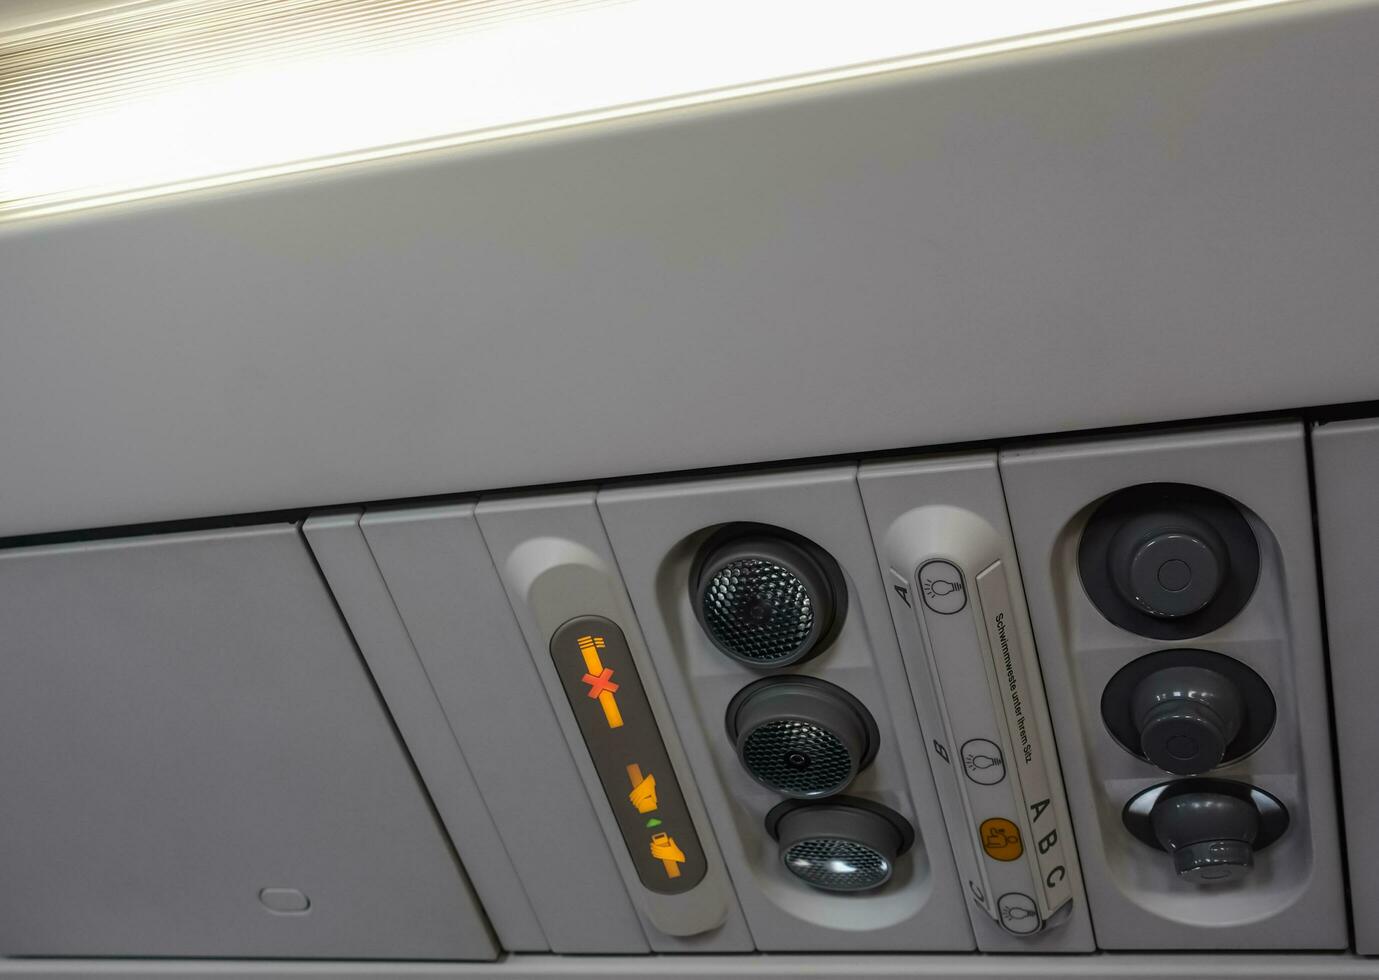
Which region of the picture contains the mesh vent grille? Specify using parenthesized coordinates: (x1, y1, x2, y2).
(784, 836, 891, 891)
(741, 718, 852, 796)
(702, 558, 815, 664)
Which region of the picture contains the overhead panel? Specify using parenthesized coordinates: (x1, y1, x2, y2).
(0, 523, 495, 960)
(998, 423, 1345, 950)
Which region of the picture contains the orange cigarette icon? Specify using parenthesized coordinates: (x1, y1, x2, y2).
(577, 635, 623, 729)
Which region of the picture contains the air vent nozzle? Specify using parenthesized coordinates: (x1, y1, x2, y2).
(726, 677, 878, 798)
(691, 524, 846, 668)
(766, 797, 913, 893)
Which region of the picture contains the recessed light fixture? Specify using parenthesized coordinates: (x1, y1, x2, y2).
(0, 0, 1297, 222)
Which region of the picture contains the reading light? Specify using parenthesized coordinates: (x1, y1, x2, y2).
(0, 0, 1297, 222)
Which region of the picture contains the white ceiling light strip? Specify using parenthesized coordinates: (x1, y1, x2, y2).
(0, 0, 1299, 222)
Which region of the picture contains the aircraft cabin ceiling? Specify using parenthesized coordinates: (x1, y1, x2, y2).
(1, 2, 1378, 979)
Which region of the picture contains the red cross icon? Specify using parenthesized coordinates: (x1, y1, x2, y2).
(582, 667, 619, 699)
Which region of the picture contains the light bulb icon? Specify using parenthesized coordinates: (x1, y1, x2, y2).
(918, 560, 968, 614)
(997, 892, 1042, 934)
(959, 738, 1005, 784)
(923, 578, 962, 599)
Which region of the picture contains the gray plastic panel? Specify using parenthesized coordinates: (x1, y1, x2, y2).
(353, 502, 648, 955)
(2, 1, 1378, 538)
(302, 510, 544, 952)
(0, 523, 494, 959)
(1312, 418, 1379, 954)
(857, 453, 1093, 952)
(597, 467, 974, 951)
(475, 491, 752, 952)
(998, 423, 1345, 950)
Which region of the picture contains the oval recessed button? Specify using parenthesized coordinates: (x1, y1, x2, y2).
(258, 887, 311, 914)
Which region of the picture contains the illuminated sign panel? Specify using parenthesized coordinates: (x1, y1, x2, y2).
(550, 615, 705, 894)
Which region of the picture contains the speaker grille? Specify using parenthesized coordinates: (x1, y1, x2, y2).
(783, 837, 891, 891)
(741, 718, 853, 796)
(702, 558, 815, 664)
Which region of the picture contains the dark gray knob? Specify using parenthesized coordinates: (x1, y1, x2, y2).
(1150, 790, 1260, 883)
(1131, 665, 1243, 775)
(1108, 509, 1230, 619)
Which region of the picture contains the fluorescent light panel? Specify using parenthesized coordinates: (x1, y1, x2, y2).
(0, 0, 1297, 222)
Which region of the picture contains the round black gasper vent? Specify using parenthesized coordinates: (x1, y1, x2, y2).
(726, 676, 879, 799)
(765, 797, 914, 893)
(1123, 778, 1289, 885)
(1101, 648, 1276, 776)
(690, 523, 847, 669)
(1078, 483, 1260, 640)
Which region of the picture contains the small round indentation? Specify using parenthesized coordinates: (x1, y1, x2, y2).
(1166, 734, 1200, 760)
(1157, 558, 1192, 593)
(258, 887, 311, 915)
